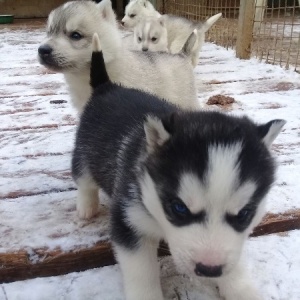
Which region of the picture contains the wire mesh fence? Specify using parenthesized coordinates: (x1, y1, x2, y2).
(158, 0, 300, 73)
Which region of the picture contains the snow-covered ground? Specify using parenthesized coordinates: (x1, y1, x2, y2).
(1, 232, 300, 300)
(0, 23, 300, 300)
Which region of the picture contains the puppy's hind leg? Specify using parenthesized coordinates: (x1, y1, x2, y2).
(76, 174, 99, 219)
(72, 147, 99, 219)
(72, 165, 99, 219)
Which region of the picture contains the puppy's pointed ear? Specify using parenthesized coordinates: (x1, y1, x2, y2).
(257, 119, 286, 148)
(161, 112, 178, 135)
(97, 0, 116, 23)
(144, 115, 170, 153)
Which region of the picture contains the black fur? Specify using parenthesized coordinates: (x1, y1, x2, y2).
(90, 50, 109, 88)
(72, 49, 279, 249)
(73, 49, 178, 248)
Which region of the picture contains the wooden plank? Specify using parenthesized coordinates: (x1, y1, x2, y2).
(1, 210, 299, 283)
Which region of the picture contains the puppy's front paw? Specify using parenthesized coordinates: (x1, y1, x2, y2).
(217, 264, 262, 300)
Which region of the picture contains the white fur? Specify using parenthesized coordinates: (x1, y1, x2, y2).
(144, 115, 170, 153)
(40, 0, 198, 113)
(64, 70, 90, 112)
(262, 120, 286, 148)
(176, 144, 257, 214)
(125, 204, 163, 240)
(215, 262, 262, 300)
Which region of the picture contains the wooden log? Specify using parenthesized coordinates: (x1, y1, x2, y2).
(0, 242, 115, 283)
(251, 210, 300, 237)
(1, 210, 299, 283)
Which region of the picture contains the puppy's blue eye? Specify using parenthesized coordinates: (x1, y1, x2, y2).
(130, 14, 136, 18)
(236, 208, 251, 222)
(172, 201, 189, 215)
(70, 32, 82, 40)
(138, 37, 142, 43)
(151, 37, 157, 42)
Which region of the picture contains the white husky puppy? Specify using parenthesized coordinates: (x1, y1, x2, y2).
(132, 17, 200, 67)
(122, 0, 222, 66)
(73, 34, 286, 300)
(38, 0, 198, 113)
(133, 17, 168, 52)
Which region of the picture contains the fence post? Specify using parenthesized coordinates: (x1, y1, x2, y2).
(236, 0, 255, 59)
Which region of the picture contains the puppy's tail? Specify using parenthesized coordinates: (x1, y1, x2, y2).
(181, 29, 197, 57)
(90, 33, 110, 89)
(198, 13, 222, 33)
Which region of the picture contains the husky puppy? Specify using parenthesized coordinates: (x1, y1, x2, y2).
(72, 33, 285, 300)
(133, 17, 198, 59)
(133, 17, 168, 52)
(38, 0, 198, 113)
(122, 0, 222, 66)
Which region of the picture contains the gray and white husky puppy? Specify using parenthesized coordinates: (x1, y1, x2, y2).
(133, 17, 198, 61)
(133, 17, 168, 52)
(72, 33, 285, 300)
(38, 0, 198, 113)
(122, 0, 222, 66)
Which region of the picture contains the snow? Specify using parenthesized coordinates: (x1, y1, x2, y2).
(0, 191, 110, 254)
(0, 23, 300, 300)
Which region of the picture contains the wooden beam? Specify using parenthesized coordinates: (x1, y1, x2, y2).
(1, 210, 299, 283)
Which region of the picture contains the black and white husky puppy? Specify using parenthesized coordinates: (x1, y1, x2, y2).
(72, 33, 285, 300)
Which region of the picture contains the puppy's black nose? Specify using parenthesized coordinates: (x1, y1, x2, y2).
(121, 21, 125, 26)
(142, 47, 148, 52)
(38, 45, 53, 56)
(194, 263, 222, 277)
